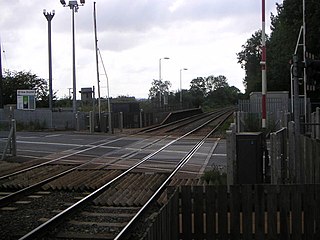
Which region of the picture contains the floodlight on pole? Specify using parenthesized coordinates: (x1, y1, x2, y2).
(180, 68, 188, 106)
(60, 0, 85, 114)
(60, 0, 66, 6)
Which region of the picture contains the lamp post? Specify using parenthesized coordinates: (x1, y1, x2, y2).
(43, 9, 55, 111)
(158, 57, 169, 108)
(180, 68, 188, 107)
(60, 0, 85, 113)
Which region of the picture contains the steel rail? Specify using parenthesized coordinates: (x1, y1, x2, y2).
(0, 158, 96, 207)
(0, 135, 171, 207)
(0, 136, 124, 180)
(19, 109, 233, 240)
(165, 108, 231, 133)
(114, 109, 233, 239)
(140, 112, 211, 133)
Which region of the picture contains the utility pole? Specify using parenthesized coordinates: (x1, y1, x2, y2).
(93, 2, 101, 127)
(43, 9, 55, 111)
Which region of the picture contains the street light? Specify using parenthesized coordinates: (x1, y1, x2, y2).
(43, 9, 55, 111)
(60, 0, 85, 113)
(180, 68, 188, 106)
(159, 57, 170, 108)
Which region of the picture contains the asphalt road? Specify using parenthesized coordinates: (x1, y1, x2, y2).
(13, 131, 227, 174)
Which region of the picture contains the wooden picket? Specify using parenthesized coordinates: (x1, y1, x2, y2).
(145, 184, 320, 240)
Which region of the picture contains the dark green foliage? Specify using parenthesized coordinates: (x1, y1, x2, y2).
(243, 113, 261, 132)
(189, 75, 241, 109)
(238, 0, 320, 99)
(16, 120, 47, 131)
(201, 167, 227, 185)
(2, 70, 55, 107)
(237, 30, 266, 95)
(148, 74, 241, 110)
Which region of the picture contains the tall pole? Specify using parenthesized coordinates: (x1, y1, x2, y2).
(159, 58, 162, 108)
(93, 2, 101, 126)
(61, 1, 85, 113)
(71, 6, 77, 113)
(303, 0, 307, 124)
(158, 57, 169, 108)
(180, 68, 188, 106)
(43, 10, 55, 111)
(0, 40, 3, 108)
(261, 0, 267, 129)
(180, 69, 182, 105)
(293, 54, 301, 182)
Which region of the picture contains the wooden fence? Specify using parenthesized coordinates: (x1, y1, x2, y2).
(145, 184, 320, 240)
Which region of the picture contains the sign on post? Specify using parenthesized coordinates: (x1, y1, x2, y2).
(17, 90, 36, 110)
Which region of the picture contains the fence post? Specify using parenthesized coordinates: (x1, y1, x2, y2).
(75, 112, 80, 131)
(227, 123, 236, 187)
(316, 107, 320, 140)
(139, 109, 143, 128)
(11, 119, 16, 157)
(288, 121, 296, 183)
(311, 112, 316, 139)
(119, 112, 123, 133)
(89, 111, 94, 133)
(270, 132, 278, 184)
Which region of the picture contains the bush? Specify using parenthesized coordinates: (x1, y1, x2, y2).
(16, 120, 47, 131)
(201, 167, 227, 185)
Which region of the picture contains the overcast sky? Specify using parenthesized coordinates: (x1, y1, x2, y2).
(0, 0, 282, 99)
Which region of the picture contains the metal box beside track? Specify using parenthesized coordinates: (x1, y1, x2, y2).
(236, 132, 263, 184)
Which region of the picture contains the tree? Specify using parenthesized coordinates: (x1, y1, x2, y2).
(238, 0, 320, 97)
(268, 0, 320, 93)
(190, 77, 207, 96)
(237, 30, 267, 94)
(205, 77, 241, 108)
(207, 75, 229, 91)
(2, 70, 52, 107)
(189, 77, 207, 107)
(189, 75, 241, 109)
(148, 79, 171, 99)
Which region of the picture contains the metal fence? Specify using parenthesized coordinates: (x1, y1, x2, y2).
(270, 128, 288, 184)
(0, 119, 16, 160)
(310, 107, 320, 139)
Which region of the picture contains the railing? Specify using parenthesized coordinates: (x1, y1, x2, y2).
(1, 119, 16, 160)
(270, 122, 320, 184)
(270, 127, 288, 184)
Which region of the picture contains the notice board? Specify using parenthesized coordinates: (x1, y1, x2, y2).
(17, 90, 36, 110)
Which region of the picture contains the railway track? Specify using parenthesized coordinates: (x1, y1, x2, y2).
(0, 108, 232, 239)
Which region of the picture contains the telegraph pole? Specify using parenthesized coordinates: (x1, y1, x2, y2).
(93, 2, 101, 126)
